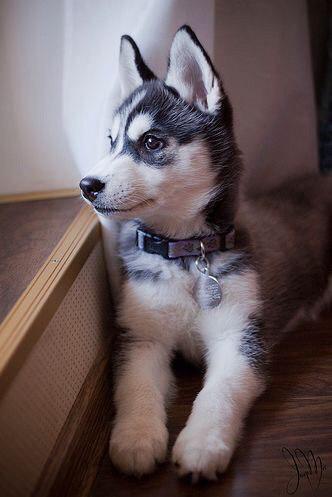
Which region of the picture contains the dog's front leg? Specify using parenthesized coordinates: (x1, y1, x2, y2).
(110, 339, 172, 476)
(172, 313, 266, 481)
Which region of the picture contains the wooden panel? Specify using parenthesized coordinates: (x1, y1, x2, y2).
(0, 189, 80, 204)
(0, 204, 99, 395)
(0, 241, 111, 497)
(90, 311, 332, 497)
(34, 354, 112, 497)
(0, 197, 82, 322)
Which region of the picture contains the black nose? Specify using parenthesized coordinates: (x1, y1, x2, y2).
(79, 177, 105, 202)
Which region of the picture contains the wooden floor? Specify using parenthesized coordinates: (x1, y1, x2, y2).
(0, 196, 82, 322)
(90, 311, 332, 497)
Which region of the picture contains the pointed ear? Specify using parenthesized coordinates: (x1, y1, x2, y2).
(165, 25, 223, 113)
(119, 35, 155, 99)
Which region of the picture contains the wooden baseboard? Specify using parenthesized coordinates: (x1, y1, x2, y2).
(0, 198, 114, 497)
(0, 205, 99, 396)
(33, 352, 112, 497)
(0, 189, 80, 204)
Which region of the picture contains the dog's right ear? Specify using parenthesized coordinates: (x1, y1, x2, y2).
(119, 35, 155, 100)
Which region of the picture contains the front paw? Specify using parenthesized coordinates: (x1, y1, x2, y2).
(109, 418, 168, 476)
(172, 424, 234, 481)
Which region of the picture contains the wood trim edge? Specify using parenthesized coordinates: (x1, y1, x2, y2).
(33, 352, 112, 497)
(0, 189, 80, 204)
(0, 205, 100, 396)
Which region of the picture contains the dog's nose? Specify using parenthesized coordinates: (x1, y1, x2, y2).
(79, 177, 105, 201)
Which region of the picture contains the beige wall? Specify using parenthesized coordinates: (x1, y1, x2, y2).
(215, 0, 318, 194)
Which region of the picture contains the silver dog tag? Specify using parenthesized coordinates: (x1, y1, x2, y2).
(194, 242, 222, 310)
(194, 272, 222, 309)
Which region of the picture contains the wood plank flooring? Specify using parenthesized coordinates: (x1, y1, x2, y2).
(0, 196, 82, 322)
(90, 311, 332, 497)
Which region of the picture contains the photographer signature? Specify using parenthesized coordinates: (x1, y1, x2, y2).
(282, 447, 327, 494)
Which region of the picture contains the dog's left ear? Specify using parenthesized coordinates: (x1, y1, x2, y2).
(165, 26, 223, 113)
(119, 35, 156, 100)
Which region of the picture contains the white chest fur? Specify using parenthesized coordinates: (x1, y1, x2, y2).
(117, 251, 260, 364)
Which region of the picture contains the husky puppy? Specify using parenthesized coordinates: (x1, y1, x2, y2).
(80, 26, 332, 481)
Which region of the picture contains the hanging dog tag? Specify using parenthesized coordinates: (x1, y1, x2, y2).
(193, 242, 222, 309)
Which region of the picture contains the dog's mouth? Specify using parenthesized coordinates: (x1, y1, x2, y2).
(94, 198, 155, 216)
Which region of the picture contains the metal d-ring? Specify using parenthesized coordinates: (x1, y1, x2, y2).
(195, 241, 210, 275)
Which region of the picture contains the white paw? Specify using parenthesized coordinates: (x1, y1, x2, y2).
(172, 424, 234, 481)
(109, 418, 168, 476)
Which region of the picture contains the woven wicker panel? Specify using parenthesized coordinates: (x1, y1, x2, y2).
(0, 242, 111, 497)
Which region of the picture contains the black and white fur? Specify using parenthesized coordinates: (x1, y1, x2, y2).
(80, 26, 332, 481)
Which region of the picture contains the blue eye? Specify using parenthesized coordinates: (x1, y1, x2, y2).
(143, 134, 164, 151)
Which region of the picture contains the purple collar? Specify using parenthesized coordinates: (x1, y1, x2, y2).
(136, 226, 235, 259)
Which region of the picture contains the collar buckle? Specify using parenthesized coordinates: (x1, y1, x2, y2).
(136, 229, 170, 258)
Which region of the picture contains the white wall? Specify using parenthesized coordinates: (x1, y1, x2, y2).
(0, 0, 80, 195)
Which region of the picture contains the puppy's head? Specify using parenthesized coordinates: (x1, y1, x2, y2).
(80, 26, 240, 233)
